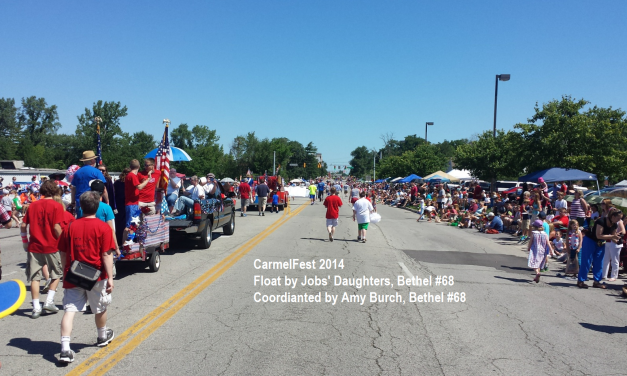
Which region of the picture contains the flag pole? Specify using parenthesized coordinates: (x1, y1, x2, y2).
(94, 116, 102, 165)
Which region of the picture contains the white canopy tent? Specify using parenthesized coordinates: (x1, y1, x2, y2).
(447, 169, 474, 180)
(616, 180, 627, 187)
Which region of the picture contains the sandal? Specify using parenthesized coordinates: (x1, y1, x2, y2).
(608, 278, 617, 282)
(534, 274, 540, 283)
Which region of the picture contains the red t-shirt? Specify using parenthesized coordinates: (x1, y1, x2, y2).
(473, 186, 483, 200)
(23, 199, 64, 254)
(137, 170, 161, 203)
(323, 195, 343, 219)
(553, 215, 569, 228)
(58, 217, 117, 288)
(58, 211, 76, 247)
(125, 172, 141, 205)
(410, 186, 418, 196)
(239, 183, 251, 199)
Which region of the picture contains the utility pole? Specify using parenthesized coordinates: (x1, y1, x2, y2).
(373, 152, 376, 182)
(273, 151, 276, 176)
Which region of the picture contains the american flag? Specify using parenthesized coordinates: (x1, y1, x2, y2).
(96, 123, 102, 165)
(156, 124, 170, 191)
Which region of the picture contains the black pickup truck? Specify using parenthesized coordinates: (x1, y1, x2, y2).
(169, 184, 236, 248)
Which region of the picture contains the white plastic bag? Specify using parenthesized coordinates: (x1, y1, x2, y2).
(370, 213, 381, 224)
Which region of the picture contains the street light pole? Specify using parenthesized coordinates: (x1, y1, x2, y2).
(425, 122, 434, 143)
(492, 74, 510, 193)
(273, 151, 276, 176)
(493, 74, 510, 137)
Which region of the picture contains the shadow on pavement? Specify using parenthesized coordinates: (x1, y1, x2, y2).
(579, 323, 627, 334)
(493, 275, 532, 284)
(402, 250, 531, 275)
(7, 337, 91, 366)
(300, 237, 360, 243)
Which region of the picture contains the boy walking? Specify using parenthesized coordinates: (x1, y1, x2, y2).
(20, 181, 65, 318)
(323, 187, 343, 241)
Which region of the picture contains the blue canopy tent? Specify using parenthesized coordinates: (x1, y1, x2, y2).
(399, 174, 422, 183)
(518, 167, 599, 193)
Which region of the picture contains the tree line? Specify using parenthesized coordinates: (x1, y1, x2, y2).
(0, 97, 327, 180)
(349, 96, 627, 184)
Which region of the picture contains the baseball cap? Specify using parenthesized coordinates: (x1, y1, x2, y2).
(488, 212, 495, 217)
(90, 179, 105, 193)
(206, 173, 215, 179)
(538, 211, 546, 219)
(532, 219, 544, 228)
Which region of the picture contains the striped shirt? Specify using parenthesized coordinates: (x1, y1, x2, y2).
(570, 198, 586, 218)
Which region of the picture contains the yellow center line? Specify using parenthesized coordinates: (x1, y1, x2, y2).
(69, 201, 307, 376)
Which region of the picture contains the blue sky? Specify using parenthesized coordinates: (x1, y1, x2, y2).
(2, 1, 626, 168)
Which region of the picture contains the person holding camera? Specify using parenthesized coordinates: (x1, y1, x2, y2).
(577, 209, 623, 289)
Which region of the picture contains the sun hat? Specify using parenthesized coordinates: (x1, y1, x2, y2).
(79, 150, 98, 161)
(532, 219, 544, 228)
(200, 177, 207, 184)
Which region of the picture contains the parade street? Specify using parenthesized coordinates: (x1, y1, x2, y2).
(2, 197, 627, 375)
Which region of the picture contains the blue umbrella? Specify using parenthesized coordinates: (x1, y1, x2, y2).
(145, 146, 192, 162)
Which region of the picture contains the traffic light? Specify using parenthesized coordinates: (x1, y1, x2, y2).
(317, 162, 321, 168)
(304, 163, 306, 168)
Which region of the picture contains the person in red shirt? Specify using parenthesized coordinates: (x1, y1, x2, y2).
(20, 180, 64, 318)
(124, 159, 149, 227)
(552, 207, 570, 230)
(410, 183, 418, 203)
(323, 187, 343, 242)
(473, 182, 483, 201)
(137, 158, 161, 216)
(58, 191, 116, 363)
(238, 178, 251, 217)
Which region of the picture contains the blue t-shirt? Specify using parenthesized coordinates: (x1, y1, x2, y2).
(72, 166, 105, 209)
(542, 222, 550, 237)
(317, 182, 325, 191)
(272, 194, 279, 205)
(96, 202, 115, 223)
(76, 201, 115, 220)
(489, 216, 504, 232)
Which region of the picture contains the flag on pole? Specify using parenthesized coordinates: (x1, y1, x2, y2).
(96, 123, 102, 165)
(156, 123, 171, 191)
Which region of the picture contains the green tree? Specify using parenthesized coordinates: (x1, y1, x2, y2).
(454, 130, 523, 182)
(18, 96, 61, 146)
(378, 144, 448, 178)
(0, 98, 21, 160)
(514, 96, 627, 181)
(349, 146, 372, 178)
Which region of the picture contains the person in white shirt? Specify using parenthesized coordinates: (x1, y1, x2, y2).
(172, 175, 204, 216)
(166, 168, 182, 213)
(352, 191, 374, 243)
(554, 192, 568, 213)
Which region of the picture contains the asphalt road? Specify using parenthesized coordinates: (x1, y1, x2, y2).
(2, 196, 627, 375)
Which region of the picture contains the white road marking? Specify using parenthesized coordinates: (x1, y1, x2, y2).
(398, 262, 414, 279)
(3, 271, 18, 276)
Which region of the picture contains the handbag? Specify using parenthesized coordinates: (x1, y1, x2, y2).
(64, 222, 101, 290)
